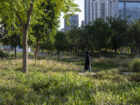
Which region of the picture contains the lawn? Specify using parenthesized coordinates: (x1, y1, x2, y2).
(0, 57, 140, 105)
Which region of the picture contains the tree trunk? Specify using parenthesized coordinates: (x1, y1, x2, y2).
(35, 36, 40, 62)
(57, 50, 60, 61)
(14, 46, 17, 59)
(99, 49, 102, 58)
(22, 28, 28, 73)
(22, 3, 33, 73)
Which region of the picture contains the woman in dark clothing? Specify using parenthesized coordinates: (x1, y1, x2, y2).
(84, 51, 91, 72)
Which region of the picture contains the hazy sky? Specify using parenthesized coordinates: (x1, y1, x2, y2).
(59, 0, 84, 29)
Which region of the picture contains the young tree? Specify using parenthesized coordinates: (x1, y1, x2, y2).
(55, 31, 69, 60)
(124, 20, 140, 54)
(32, 1, 60, 62)
(2, 33, 21, 59)
(0, 22, 21, 59)
(0, 0, 80, 73)
(108, 17, 129, 52)
(89, 19, 113, 56)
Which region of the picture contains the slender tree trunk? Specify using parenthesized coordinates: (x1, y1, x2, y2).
(99, 49, 102, 58)
(22, 3, 33, 73)
(14, 46, 17, 59)
(22, 27, 28, 73)
(57, 50, 60, 61)
(35, 36, 40, 62)
(115, 48, 117, 53)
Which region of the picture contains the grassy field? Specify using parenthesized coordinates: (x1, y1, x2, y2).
(0, 56, 140, 105)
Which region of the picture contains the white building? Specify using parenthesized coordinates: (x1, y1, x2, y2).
(64, 14, 79, 31)
(85, 0, 119, 25)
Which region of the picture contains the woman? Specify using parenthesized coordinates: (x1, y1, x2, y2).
(84, 51, 91, 72)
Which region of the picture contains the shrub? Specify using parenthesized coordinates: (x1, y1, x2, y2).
(0, 50, 5, 57)
(119, 59, 132, 72)
(0, 50, 9, 58)
(130, 59, 140, 72)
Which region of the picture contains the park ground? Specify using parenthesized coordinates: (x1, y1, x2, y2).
(0, 55, 140, 105)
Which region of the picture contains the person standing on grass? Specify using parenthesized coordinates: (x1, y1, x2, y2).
(84, 51, 91, 72)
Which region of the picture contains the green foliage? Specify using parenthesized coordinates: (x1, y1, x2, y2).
(120, 58, 140, 72)
(2, 33, 21, 48)
(66, 19, 113, 53)
(0, 0, 80, 73)
(107, 17, 129, 51)
(55, 31, 69, 52)
(0, 50, 5, 57)
(119, 59, 132, 72)
(67, 28, 85, 51)
(130, 58, 140, 72)
(0, 58, 140, 105)
(88, 19, 113, 50)
(124, 19, 140, 53)
(0, 50, 9, 58)
(0, 0, 80, 32)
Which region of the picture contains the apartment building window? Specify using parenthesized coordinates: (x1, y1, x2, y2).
(88, 0, 90, 22)
(100, 2, 105, 19)
(92, 2, 94, 20)
(95, 2, 97, 19)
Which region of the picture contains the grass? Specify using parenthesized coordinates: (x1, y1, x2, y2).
(0, 57, 140, 105)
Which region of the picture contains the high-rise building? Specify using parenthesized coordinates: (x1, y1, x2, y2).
(119, 7, 140, 21)
(64, 14, 79, 31)
(84, 0, 119, 25)
(81, 20, 85, 27)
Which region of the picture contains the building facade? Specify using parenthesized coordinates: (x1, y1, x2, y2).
(81, 20, 85, 27)
(119, 6, 140, 21)
(64, 14, 79, 31)
(85, 0, 119, 25)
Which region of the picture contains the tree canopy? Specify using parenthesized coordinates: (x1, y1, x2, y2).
(0, 0, 80, 73)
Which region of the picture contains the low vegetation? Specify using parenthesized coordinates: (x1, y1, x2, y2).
(0, 50, 9, 58)
(120, 58, 140, 72)
(0, 57, 140, 105)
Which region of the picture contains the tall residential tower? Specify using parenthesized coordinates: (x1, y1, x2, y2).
(64, 14, 79, 31)
(84, 0, 119, 25)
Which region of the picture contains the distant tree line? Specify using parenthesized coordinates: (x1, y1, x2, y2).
(54, 17, 140, 57)
(1, 17, 140, 61)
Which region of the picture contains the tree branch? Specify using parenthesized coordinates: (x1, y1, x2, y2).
(26, 2, 33, 29)
(15, 10, 24, 27)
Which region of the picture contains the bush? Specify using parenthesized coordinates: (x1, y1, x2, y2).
(0, 50, 5, 57)
(119, 59, 132, 72)
(120, 58, 140, 72)
(0, 50, 9, 58)
(130, 59, 140, 72)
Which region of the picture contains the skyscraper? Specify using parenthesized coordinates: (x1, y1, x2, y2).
(84, 0, 119, 25)
(64, 14, 79, 31)
(119, 6, 140, 21)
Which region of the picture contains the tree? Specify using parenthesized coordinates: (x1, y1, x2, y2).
(32, 1, 60, 62)
(124, 20, 140, 54)
(0, 22, 21, 59)
(66, 27, 86, 55)
(88, 19, 113, 56)
(0, 0, 80, 73)
(107, 17, 129, 52)
(55, 31, 69, 60)
(2, 33, 21, 59)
